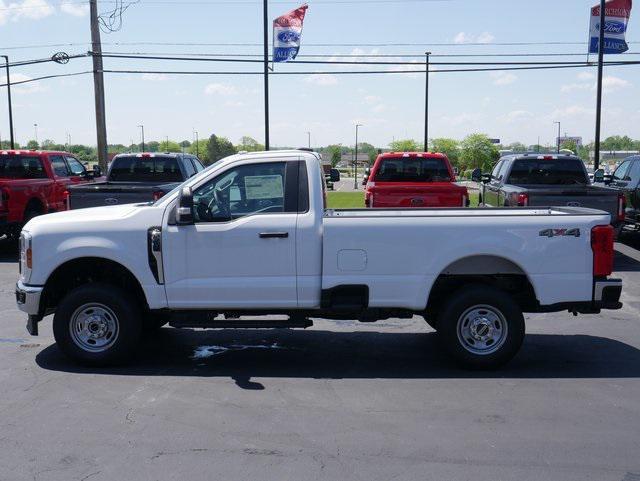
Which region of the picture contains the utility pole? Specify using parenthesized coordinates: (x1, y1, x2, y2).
(263, 0, 270, 150)
(34, 123, 38, 145)
(554, 121, 561, 153)
(90, 0, 108, 171)
(594, 0, 606, 171)
(424, 51, 431, 152)
(353, 124, 362, 190)
(193, 130, 199, 157)
(1, 56, 14, 149)
(138, 124, 145, 152)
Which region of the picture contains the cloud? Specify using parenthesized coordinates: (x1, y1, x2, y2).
(142, 73, 168, 82)
(0, 0, 54, 24)
(204, 83, 237, 95)
(561, 83, 591, 93)
(0, 73, 47, 94)
(503, 110, 533, 123)
(601, 75, 630, 92)
(551, 105, 594, 118)
(453, 31, 495, 44)
(578, 71, 595, 81)
(490, 71, 517, 86)
(305, 74, 338, 86)
(60, 2, 88, 16)
(442, 112, 482, 126)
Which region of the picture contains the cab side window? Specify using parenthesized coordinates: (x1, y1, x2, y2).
(65, 156, 86, 176)
(49, 155, 69, 177)
(626, 161, 640, 185)
(613, 160, 632, 181)
(491, 161, 503, 180)
(192, 162, 288, 223)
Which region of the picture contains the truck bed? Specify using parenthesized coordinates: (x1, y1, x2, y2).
(69, 181, 179, 209)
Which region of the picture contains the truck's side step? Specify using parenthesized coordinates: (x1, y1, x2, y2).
(169, 315, 313, 330)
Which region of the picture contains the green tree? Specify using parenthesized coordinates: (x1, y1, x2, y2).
(189, 138, 210, 162)
(431, 138, 460, 166)
(180, 140, 191, 152)
(507, 142, 527, 152)
(459, 133, 499, 171)
(207, 134, 236, 164)
(560, 140, 578, 154)
(26, 140, 39, 150)
(237, 136, 264, 152)
(325, 144, 343, 167)
(0, 140, 19, 149)
(357, 142, 378, 165)
(389, 139, 419, 152)
(159, 140, 182, 152)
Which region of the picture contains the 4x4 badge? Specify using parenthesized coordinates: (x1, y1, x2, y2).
(539, 228, 581, 238)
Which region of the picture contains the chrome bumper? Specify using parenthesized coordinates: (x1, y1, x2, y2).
(16, 280, 43, 315)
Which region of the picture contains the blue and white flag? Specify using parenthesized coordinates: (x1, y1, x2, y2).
(589, 0, 633, 54)
(273, 4, 308, 63)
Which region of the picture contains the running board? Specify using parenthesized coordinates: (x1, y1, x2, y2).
(169, 315, 313, 330)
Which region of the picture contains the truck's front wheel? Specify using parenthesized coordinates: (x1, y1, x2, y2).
(53, 283, 142, 366)
(437, 285, 524, 369)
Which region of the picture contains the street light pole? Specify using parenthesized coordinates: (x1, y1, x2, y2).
(353, 124, 362, 190)
(194, 130, 199, 158)
(34, 123, 38, 146)
(424, 51, 431, 152)
(1, 56, 14, 149)
(554, 121, 561, 153)
(306, 131, 311, 149)
(138, 124, 145, 152)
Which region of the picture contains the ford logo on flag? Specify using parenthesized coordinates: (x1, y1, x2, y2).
(596, 21, 626, 34)
(277, 31, 300, 43)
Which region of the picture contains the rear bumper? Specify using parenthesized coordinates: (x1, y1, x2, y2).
(536, 278, 622, 314)
(15, 281, 44, 335)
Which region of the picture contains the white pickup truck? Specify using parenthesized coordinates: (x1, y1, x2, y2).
(16, 150, 622, 369)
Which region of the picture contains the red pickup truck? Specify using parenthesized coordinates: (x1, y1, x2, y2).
(364, 152, 469, 208)
(0, 150, 97, 237)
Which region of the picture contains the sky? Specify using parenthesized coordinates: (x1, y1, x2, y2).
(0, 0, 639, 149)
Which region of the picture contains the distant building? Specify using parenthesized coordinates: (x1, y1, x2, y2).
(558, 136, 583, 148)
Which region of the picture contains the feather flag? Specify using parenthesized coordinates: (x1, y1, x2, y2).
(273, 4, 309, 63)
(589, 0, 633, 54)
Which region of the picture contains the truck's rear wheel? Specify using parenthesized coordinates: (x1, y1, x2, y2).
(437, 285, 524, 369)
(53, 283, 142, 366)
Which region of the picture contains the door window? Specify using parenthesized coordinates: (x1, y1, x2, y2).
(182, 157, 196, 178)
(613, 160, 632, 181)
(65, 156, 86, 176)
(49, 155, 69, 177)
(491, 161, 503, 179)
(192, 162, 287, 223)
(626, 161, 640, 185)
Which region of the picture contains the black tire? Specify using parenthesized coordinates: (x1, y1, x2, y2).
(53, 283, 142, 366)
(437, 285, 524, 369)
(142, 311, 170, 333)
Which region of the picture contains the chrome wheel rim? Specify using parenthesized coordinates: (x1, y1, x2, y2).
(69, 303, 119, 352)
(456, 304, 508, 355)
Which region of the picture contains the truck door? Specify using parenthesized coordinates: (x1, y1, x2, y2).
(613, 159, 640, 218)
(163, 160, 300, 309)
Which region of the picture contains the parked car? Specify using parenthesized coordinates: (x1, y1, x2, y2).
(474, 154, 625, 227)
(597, 155, 640, 231)
(68, 152, 203, 209)
(365, 152, 469, 208)
(17, 150, 621, 369)
(0, 149, 99, 238)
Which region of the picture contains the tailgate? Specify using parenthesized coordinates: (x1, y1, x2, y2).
(527, 189, 618, 221)
(69, 183, 158, 209)
(372, 182, 467, 208)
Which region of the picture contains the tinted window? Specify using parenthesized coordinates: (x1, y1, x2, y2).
(182, 157, 196, 178)
(613, 160, 632, 181)
(193, 162, 287, 222)
(109, 156, 183, 182)
(65, 156, 86, 176)
(50, 155, 69, 176)
(507, 158, 588, 185)
(192, 157, 205, 172)
(627, 161, 640, 184)
(374, 157, 450, 182)
(0, 155, 47, 179)
(491, 161, 503, 179)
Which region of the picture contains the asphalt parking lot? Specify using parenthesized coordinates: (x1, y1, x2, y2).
(1, 237, 640, 481)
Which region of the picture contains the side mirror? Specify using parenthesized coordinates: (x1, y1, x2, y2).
(471, 168, 483, 182)
(593, 169, 605, 183)
(176, 186, 194, 225)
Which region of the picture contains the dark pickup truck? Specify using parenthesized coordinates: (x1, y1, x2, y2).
(473, 154, 625, 227)
(597, 155, 640, 231)
(69, 153, 204, 209)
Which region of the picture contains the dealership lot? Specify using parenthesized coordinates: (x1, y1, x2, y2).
(1, 237, 640, 481)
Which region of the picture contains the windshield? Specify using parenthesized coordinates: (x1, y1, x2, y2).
(507, 158, 588, 185)
(0, 155, 47, 179)
(375, 157, 451, 182)
(109, 156, 183, 182)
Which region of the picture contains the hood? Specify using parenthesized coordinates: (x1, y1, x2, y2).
(23, 203, 151, 236)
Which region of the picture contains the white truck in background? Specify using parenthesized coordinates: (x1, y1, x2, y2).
(16, 150, 622, 369)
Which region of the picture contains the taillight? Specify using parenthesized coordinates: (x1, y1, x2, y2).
(152, 190, 165, 202)
(63, 190, 70, 210)
(517, 193, 529, 207)
(591, 225, 614, 277)
(617, 193, 626, 222)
